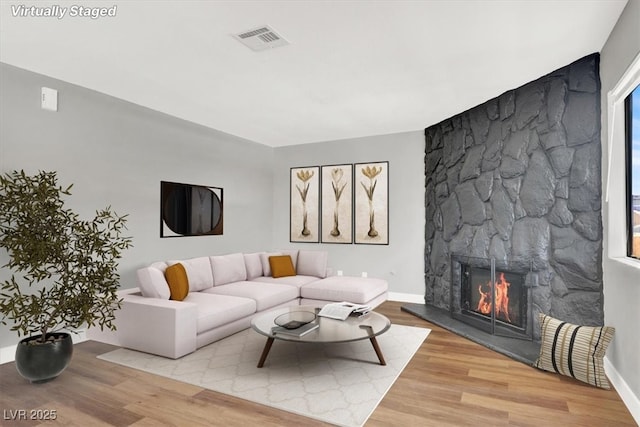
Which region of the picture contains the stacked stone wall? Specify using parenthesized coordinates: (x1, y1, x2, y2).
(424, 54, 604, 333)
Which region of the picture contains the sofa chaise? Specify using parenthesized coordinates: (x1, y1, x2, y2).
(115, 250, 388, 358)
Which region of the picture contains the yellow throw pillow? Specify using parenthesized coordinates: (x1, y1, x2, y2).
(164, 263, 189, 301)
(269, 255, 296, 278)
(534, 313, 615, 389)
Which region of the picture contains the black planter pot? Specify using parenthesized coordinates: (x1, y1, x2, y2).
(15, 332, 73, 383)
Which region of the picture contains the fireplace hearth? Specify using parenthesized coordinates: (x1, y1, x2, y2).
(401, 302, 541, 365)
(451, 255, 534, 341)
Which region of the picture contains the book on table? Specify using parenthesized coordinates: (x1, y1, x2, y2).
(317, 302, 372, 321)
(271, 322, 319, 337)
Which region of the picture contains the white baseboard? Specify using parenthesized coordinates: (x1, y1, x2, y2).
(388, 292, 424, 304)
(86, 325, 120, 346)
(0, 344, 17, 365)
(605, 357, 640, 425)
(0, 330, 87, 365)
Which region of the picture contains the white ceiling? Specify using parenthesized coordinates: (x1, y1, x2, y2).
(0, 0, 628, 147)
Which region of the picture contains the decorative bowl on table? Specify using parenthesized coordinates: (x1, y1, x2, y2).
(274, 311, 317, 330)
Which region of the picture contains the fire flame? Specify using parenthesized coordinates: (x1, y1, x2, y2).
(476, 272, 511, 323)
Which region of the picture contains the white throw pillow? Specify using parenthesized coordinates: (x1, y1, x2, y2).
(150, 261, 168, 272)
(168, 256, 214, 292)
(244, 252, 264, 280)
(260, 252, 281, 277)
(210, 253, 248, 286)
(136, 265, 170, 299)
(296, 250, 328, 278)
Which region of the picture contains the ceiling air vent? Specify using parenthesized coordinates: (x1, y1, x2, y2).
(233, 25, 289, 52)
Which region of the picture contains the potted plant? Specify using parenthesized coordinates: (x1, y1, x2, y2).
(0, 170, 132, 383)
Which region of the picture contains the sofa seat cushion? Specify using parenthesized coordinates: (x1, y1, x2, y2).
(183, 292, 256, 334)
(301, 276, 388, 304)
(251, 275, 321, 288)
(203, 281, 299, 311)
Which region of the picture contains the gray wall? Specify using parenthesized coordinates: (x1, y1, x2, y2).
(0, 63, 275, 348)
(272, 132, 426, 297)
(600, 0, 640, 405)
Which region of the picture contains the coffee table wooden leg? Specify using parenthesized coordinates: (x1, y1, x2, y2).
(369, 336, 386, 366)
(257, 337, 275, 368)
(360, 325, 386, 366)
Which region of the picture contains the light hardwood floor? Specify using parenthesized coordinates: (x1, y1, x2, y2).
(0, 301, 636, 426)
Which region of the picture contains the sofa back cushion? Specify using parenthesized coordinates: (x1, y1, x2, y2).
(260, 252, 281, 277)
(296, 250, 328, 278)
(210, 253, 247, 286)
(164, 263, 190, 301)
(136, 262, 170, 299)
(168, 256, 214, 292)
(269, 255, 296, 278)
(243, 252, 264, 280)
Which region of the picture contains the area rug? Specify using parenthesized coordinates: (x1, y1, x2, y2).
(98, 324, 430, 427)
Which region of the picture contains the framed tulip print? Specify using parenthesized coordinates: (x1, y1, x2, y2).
(321, 164, 353, 244)
(290, 166, 320, 243)
(354, 161, 388, 245)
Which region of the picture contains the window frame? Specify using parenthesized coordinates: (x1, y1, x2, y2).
(605, 52, 640, 266)
(626, 86, 640, 259)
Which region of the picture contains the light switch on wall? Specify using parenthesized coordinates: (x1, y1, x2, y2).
(41, 87, 58, 111)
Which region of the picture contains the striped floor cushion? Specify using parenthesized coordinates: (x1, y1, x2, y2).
(534, 313, 615, 389)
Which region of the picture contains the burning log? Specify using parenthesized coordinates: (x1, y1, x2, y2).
(476, 272, 511, 323)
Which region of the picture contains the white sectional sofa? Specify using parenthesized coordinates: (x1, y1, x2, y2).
(115, 250, 388, 359)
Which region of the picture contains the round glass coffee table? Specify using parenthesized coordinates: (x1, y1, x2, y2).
(251, 305, 391, 368)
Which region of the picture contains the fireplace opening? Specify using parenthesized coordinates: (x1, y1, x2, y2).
(461, 265, 527, 332)
(451, 255, 533, 340)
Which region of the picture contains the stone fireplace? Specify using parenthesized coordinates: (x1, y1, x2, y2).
(403, 53, 604, 362)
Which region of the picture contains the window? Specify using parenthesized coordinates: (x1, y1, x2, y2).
(627, 85, 640, 259)
(606, 53, 640, 263)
